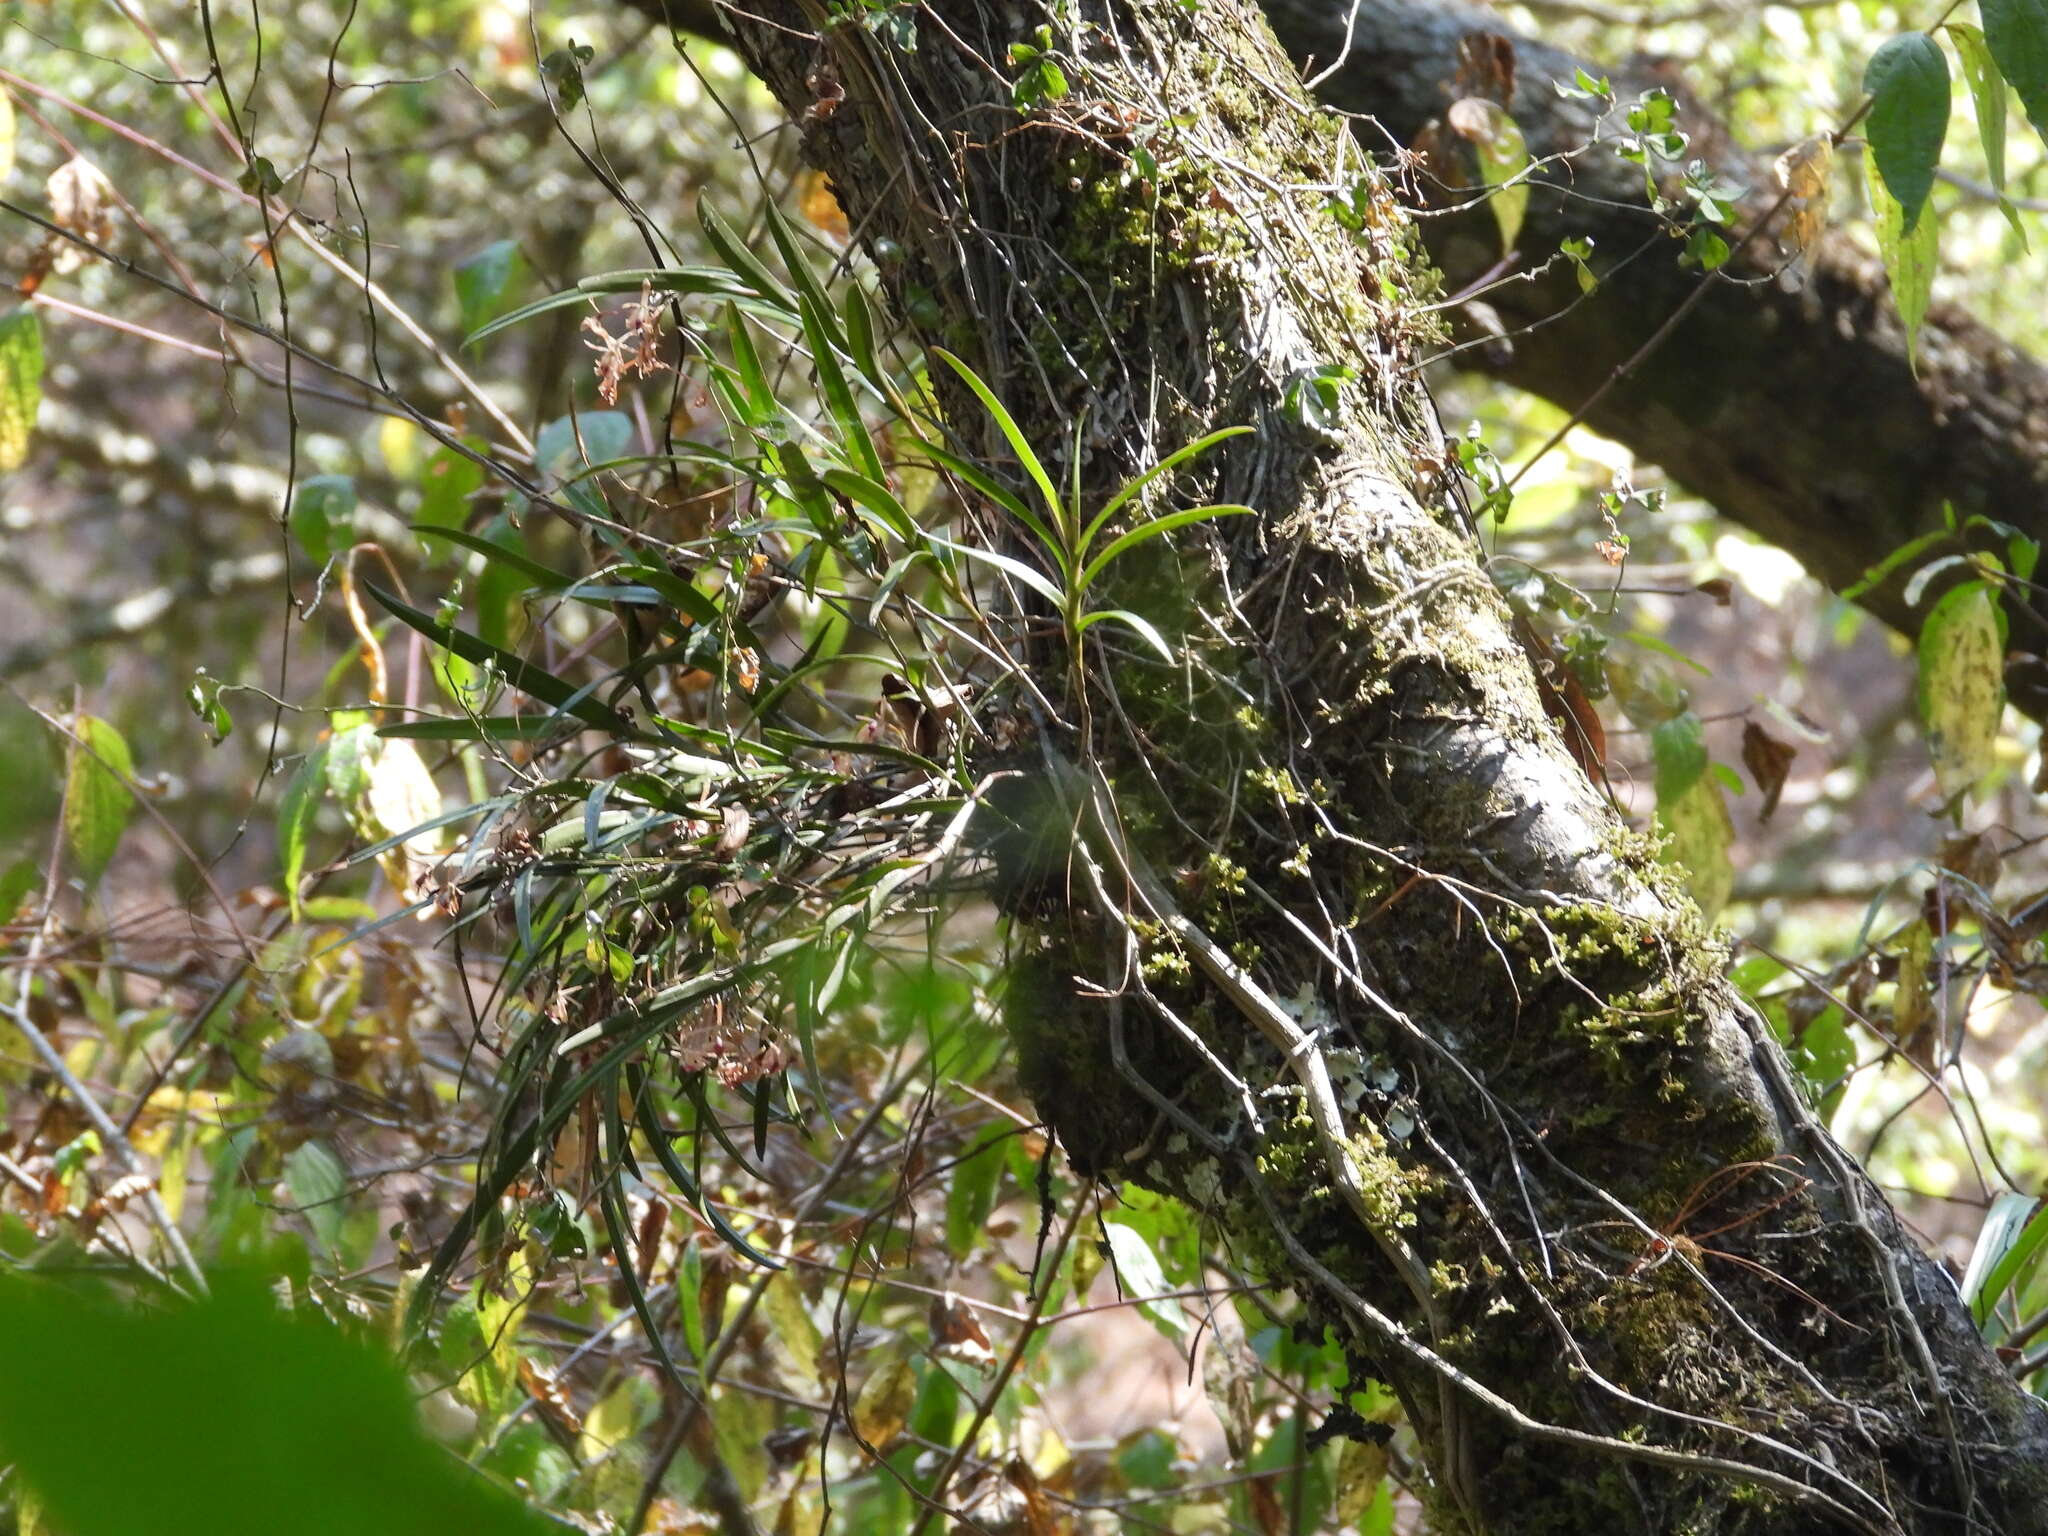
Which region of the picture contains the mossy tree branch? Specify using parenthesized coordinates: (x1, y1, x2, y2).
(628, 0, 2048, 698)
(706, 0, 2048, 1528)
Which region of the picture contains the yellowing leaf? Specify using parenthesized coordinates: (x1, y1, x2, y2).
(1948, 23, 2025, 241)
(850, 1352, 917, 1449)
(63, 713, 135, 882)
(1918, 580, 2005, 802)
(1448, 97, 1529, 254)
(0, 90, 15, 185)
(1865, 148, 1939, 372)
(1334, 1437, 1391, 1523)
(578, 1379, 640, 1461)
(0, 306, 43, 471)
(796, 170, 850, 244)
(1657, 774, 1734, 923)
(356, 738, 444, 900)
(758, 1271, 826, 1392)
(1894, 918, 1934, 1049)
(379, 414, 423, 479)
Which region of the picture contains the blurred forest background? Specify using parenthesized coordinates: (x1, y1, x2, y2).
(5, 1, 2048, 1533)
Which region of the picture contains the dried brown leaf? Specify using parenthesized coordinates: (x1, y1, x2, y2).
(1740, 719, 1798, 823)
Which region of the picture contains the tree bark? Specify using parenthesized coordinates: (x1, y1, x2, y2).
(634, 0, 2048, 672)
(709, 0, 2048, 1529)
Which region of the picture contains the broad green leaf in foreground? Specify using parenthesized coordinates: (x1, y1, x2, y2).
(0, 1273, 553, 1536)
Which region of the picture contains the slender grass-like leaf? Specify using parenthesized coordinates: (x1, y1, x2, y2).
(363, 581, 635, 733)
(926, 532, 1066, 607)
(932, 348, 1065, 530)
(464, 266, 768, 346)
(698, 202, 801, 317)
(1076, 607, 1175, 662)
(420, 526, 574, 590)
(1077, 503, 1253, 592)
(762, 197, 849, 355)
(1080, 425, 1252, 552)
(800, 291, 884, 483)
(914, 439, 1064, 566)
(629, 1068, 780, 1266)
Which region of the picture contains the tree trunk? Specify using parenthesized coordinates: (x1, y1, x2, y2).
(1263, 0, 2048, 663)
(633, 0, 2048, 683)
(712, 0, 2048, 1528)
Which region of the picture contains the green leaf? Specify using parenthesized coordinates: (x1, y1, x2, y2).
(799, 291, 883, 483)
(0, 857, 35, 920)
(278, 743, 329, 920)
(698, 201, 800, 319)
(1917, 580, 2005, 801)
(464, 266, 763, 346)
(1475, 106, 1532, 252)
(1080, 425, 1251, 552)
(1075, 607, 1175, 662)
(1863, 32, 1950, 234)
(362, 581, 636, 733)
(453, 240, 527, 338)
(425, 525, 574, 591)
(932, 348, 1066, 536)
(1947, 23, 2023, 240)
(0, 1272, 555, 1536)
(1984, 0, 2048, 144)
(412, 447, 486, 563)
(1963, 1193, 2048, 1327)
(63, 715, 135, 883)
(534, 411, 633, 478)
(925, 532, 1065, 607)
(1650, 711, 1708, 804)
(288, 475, 357, 567)
(1656, 772, 1734, 923)
(0, 306, 42, 471)
(944, 1128, 1008, 1259)
(1100, 1217, 1185, 1338)
(678, 1237, 707, 1362)
(1864, 151, 1939, 373)
(284, 1140, 347, 1255)
(1076, 504, 1253, 592)
(913, 438, 1063, 566)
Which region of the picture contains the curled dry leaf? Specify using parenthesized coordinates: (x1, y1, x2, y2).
(1453, 31, 1517, 106)
(1940, 828, 2004, 894)
(1772, 134, 1835, 283)
(928, 1290, 997, 1372)
(517, 1356, 584, 1442)
(1740, 719, 1798, 823)
(30, 157, 119, 285)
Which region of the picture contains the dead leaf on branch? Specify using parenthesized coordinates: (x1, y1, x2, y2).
(1740, 719, 1798, 823)
(928, 1290, 996, 1372)
(1454, 31, 1517, 106)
